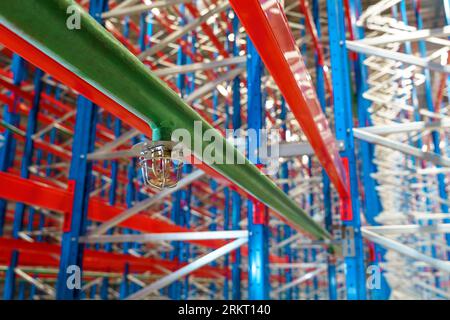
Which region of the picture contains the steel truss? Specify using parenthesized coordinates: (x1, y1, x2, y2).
(0, 0, 447, 301)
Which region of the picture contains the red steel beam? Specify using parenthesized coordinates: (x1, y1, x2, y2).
(0, 171, 287, 263)
(0, 171, 224, 249)
(0, 9, 323, 237)
(0, 23, 243, 188)
(0, 238, 287, 282)
(0, 76, 116, 142)
(229, 0, 349, 198)
(0, 238, 223, 278)
(0, 25, 152, 137)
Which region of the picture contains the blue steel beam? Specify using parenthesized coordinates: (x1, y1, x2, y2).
(326, 0, 366, 300)
(96, 43, 120, 292)
(121, 140, 137, 297)
(230, 13, 242, 301)
(56, 94, 99, 299)
(119, 263, 130, 299)
(231, 189, 242, 299)
(299, 14, 313, 301)
(222, 187, 230, 299)
(12, 68, 44, 239)
(206, 29, 220, 299)
(100, 118, 120, 300)
(30, 82, 60, 299)
(0, 54, 25, 236)
(246, 38, 270, 300)
(56, 93, 100, 299)
(346, 0, 391, 300)
(313, 0, 337, 299)
(10, 68, 44, 300)
(56, 0, 108, 300)
(222, 19, 232, 300)
(180, 27, 195, 300)
(279, 97, 293, 300)
(2, 54, 26, 300)
(169, 14, 188, 298)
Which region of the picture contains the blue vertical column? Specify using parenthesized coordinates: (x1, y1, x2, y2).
(176, 11, 188, 297)
(0, 54, 25, 236)
(208, 180, 218, 299)
(275, 224, 283, 300)
(116, 13, 132, 299)
(29, 83, 59, 300)
(121, 152, 137, 296)
(231, 189, 242, 299)
(139, 11, 147, 52)
(12, 69, 44, 238)
(58, 92, 102, 299)
(347, 0, 391, 299)
(119, 263, 130, 299)
(208, 60, 219, 299)
(279, 98, 293, 300)
(168, 5, 188, 299)
(169, 186, 181, 300)
(223, 187, 230, 299)
(222, 18, 232, 300)
(230, 12, 242, 300)
(312, 0, 337, 300)
(2, 55, 27, 300)
(180, 163, 192, 300)
(100, 119, 121, 300)
(347, 0, 381, 225)
(56, 0, 108, 300)
(56, 95, 99, 299)
(246, 38, 270, 300)
(326, 0, 366, 300)
(181, 26, 196, 300)
(307, 160, 319, 299)
(13, 68, 44, 300)
(298, 14, 312, 300)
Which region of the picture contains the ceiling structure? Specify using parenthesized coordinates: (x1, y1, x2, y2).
(0, 0, 448, 300)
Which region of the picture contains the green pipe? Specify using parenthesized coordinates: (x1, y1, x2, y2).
(0, 0, 331, 241)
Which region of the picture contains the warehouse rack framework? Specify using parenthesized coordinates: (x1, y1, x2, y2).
(0, 0, 448, 300)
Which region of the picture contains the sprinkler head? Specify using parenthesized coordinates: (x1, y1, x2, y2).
(134, 140, 184, 190)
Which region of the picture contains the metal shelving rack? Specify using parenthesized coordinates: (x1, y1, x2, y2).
(0, 0, 447, 300)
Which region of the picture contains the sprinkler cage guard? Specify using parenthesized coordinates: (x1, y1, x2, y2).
(133, 140, 184, 190)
